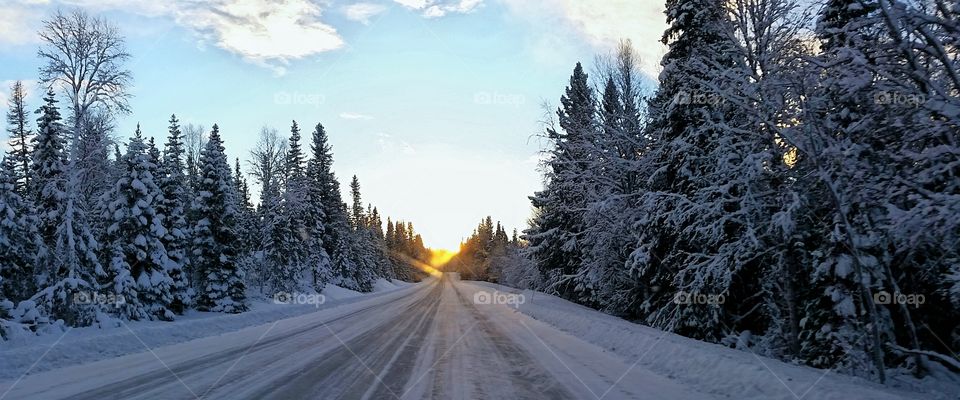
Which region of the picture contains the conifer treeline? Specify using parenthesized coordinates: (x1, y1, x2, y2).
(470, 0, 959, 381)
(0, 97, 429, 337)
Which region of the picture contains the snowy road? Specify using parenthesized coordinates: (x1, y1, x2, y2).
(0, 274, 714, 399)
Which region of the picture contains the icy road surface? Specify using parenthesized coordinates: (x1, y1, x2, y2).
(1, 274, 717, 399)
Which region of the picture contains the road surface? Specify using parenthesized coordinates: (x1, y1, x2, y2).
(1, 274, 715, 399)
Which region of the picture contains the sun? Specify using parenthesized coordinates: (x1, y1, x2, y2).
(429, 248, 459, 268)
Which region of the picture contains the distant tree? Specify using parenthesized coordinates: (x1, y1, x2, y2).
(5, 81, 32, 194)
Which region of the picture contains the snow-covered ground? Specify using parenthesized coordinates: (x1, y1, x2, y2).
(0, 278, 412, 381)
(465, 280, 960, 400)
(0, 274, 952, 399)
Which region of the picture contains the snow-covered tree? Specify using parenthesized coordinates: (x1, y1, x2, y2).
(29, 88, 104, 327)
(525, 62, 596, 300)
(158, 115, 192, 314)
(30, 89, 67, 244)
(0, 157, 40, 303)
(262, 121, 310, 294)
(5, 81, 32, 195)
(191, 124, 245, 313)
(308, 123, 359, 291)
(102, 127, 174, 321)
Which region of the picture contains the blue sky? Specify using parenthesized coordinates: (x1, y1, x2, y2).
(0, 0, 665, 249)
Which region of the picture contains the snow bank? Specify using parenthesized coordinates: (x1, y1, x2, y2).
(462, 281, 955, 400)
(0, 278, 416, 380)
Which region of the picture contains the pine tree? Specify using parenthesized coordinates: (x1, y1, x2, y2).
(0, 157, 40, 303)
(350, 175, 364, 228)
(30, 89, 103, 326)
(525, 62, 595, 299)
(263, 121, 311, 294)
(623, 0, 740, 335)
(232, 157, 258, 257)
(191, 124, 246, 313)
(30, 89, 67, 245)
(308, 123, 356, 290)
(103, 127, 174, 321)
(5, 81, 32, 195)
(75, 112, 114, 232)
(304, 155, 331, 290)
(159, 115, 192, 314)
(346, 175, 375, 292)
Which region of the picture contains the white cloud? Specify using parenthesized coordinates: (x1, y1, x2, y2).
(501, 0, 667, 75)
(343, 2, 388, 25)
(5, 0, 345, 74)
(340, 112, 374, 120)
(375, 133, 416, 155)
(0, 5, 44, 46)
(392, 0, 482, 18)
(392, 0, 430, 8)
(173, 0, 344, 72)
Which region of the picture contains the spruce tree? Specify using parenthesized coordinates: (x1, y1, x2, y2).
(103, 128, 174, 321)
(263, 121, 311, 294)
(31, 89, 67, 245)
(191, 124, 246, 313)
(525, 62, 595, 299)
(308, 123, 355, 290)
(304, 149, 331, 290)
(5, 81, 32, 195)
(0, 157, 40, 303)
(159, 115, 192, 314)
(30, 89, 103, 326)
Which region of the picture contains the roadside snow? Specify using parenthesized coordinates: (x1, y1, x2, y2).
(462, 281, 956, 400)
(0, 279, 415, 380)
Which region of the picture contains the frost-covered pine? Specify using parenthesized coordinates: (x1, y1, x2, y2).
(368, 206, 394, 280)
(30, 89, 67, 245)
(158, 115, 192, 314)
(232, 158, 257, 256)
(304, 143, 331, 290)
(262, 121, 314, 294)
(346, 176, 376, 292)
(525, 62, 595, 299)
(0, 157, 41, 303)
(308, 123, 353, 290)
(102, 127, 174, 321)
(5, 81, 32, 195)
(575, 42, 647, 314)
(30, 89, 103, 327)
(191, 124, 246, 313)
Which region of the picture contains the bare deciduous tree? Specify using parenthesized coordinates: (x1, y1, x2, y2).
(249, 126, 287, 210)
(37, 9, 132, 142)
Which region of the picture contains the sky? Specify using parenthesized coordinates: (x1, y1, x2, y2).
(0, 0, 667, 250)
